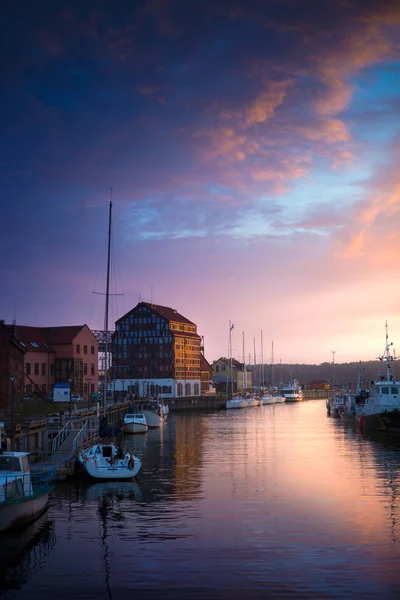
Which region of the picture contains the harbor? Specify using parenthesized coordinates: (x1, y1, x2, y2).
(2, 399, 400, 599)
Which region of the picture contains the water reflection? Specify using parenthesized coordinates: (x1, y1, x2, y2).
(0, 511, 56, 593)
(4, 404, 400, 599)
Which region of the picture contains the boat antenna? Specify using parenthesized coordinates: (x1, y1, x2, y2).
(103, 190, 112, 418)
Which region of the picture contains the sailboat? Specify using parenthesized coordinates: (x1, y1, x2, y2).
(226, 322, 247, 409)
(261, 336, 277, 405)
(79, 195, 142, 480)
(242, 333, 258, 407)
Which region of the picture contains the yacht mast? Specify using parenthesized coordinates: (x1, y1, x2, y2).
(103, 193, 112, 418)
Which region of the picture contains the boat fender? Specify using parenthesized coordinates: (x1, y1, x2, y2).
(128, 453, 135, 470)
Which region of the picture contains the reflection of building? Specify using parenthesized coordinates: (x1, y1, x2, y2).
(212, 357, 252, 393)
(112, 302, 202, 398)
(0, 322, 25, 416)
(16, 325, 98, 398)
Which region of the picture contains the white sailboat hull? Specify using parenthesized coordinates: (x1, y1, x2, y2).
(226, 398, 247, 409)
(84, 458, 141, 479)
(141, 409, 168, 428)
(122, 422, 148, 434)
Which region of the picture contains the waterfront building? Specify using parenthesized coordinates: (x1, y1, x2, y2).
(112, 302, 202, 399)
(306, 380, 331, 391)
(15, 325, 99, 400)
(200, 355, 215, 395)
(0, 322, 25, 417)
(211, 357, 252, 393)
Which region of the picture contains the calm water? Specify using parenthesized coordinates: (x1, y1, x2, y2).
(1, 400, 400, 599)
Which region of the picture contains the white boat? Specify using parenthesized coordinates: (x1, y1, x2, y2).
(79, 443, 142, 479)
(261, 393, 276, 405)
(281, 379, 303, 402)
(226, 397, 248, 409)
(273, 393, 286, 403)
(0, 423, 56, 533)
(140, 402, 169, 428)
(122, 412, 148, 434)
(245, 395, 260, 407)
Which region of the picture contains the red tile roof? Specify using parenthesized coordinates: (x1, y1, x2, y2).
(16, 325, 87, 352)
(200, 354, 213, 373)
(116, 302, 195, 325)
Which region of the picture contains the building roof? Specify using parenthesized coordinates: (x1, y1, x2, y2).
(213, 357, 243, 369)
(116, 302, 195, 326)
(15, 325, 89, 353)
(0, 323, 26, 353)
(200, 354, 213, 373)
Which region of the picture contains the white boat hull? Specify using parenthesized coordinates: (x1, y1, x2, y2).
(83, 457, 142, 479)
(226, 398, 247, 409)
(141, 409, 168, 428)
(262, 395, 276, 405)
(0, 491, 49, 533)
(122, 422, 148, 434)
(274, 396, 286, 403)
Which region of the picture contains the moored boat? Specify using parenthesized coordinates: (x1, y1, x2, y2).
(79, 442, 142, 479)
(226, 397, 248, 409)
(122, 412, 148, 434)
(281, 379, 303, 402)
(0, 423, 56, 533)
(355, 323, 400, 433)
(261, 393, 276, 405)
(140, 401, 169, 428)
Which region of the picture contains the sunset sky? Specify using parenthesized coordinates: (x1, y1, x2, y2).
(2, 0, 400, 365)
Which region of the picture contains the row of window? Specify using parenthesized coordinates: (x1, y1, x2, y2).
(117, 316, 167, 329)
(115, 337, 172, 345)
(381, 387, 399, 394)
(26, 362, 95, 376)
(76, 344, 95, 355)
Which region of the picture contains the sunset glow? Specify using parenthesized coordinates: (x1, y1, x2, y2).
(2, 1, 400, 364)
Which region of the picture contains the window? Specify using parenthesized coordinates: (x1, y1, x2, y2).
(30, 341, 39, 348)
(41, 363, 46, 376)
(392, 387, 398, 394)
(50, 363, 54, 375)
(382, 387, 389, 394)
(91, 345, 95, 354)
(84, 345, 87, 354)
(34, 363, 39, 375)
(91, 364, 95, 375)
(26, 363, 31, 375)
(84, 363, 87, 375)
(76, 344, 80, 354)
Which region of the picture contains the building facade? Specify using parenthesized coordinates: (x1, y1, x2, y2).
(200, 354, 215, 395)
(212, 357, 252, 393)
(0, 322, 25, 417)
(112, 302, 202, 398)
(16, 325, 99, 399)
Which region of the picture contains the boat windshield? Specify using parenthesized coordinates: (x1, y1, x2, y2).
(0, 455, 22, 472)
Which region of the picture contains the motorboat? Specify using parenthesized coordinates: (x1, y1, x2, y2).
(0, 423, 56, 533)
(281, 379, 303, 402)
(79, 443, 142, 479)
(122, 413, 148, 434)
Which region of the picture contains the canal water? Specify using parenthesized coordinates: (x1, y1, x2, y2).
(1, 400, 400, 599)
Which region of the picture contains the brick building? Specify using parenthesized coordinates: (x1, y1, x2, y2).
(112, 302, 203, 398)
(0, 322, 25, 417)
(16, 325, 99, 400)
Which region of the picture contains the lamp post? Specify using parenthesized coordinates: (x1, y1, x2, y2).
(9, 373, 15, 450)
(86, 378, 92, 409)
(332, 351, 336, 387)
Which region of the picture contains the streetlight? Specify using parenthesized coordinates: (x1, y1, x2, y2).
(9, 373, 15, 451)
(332, 351, 336, 387)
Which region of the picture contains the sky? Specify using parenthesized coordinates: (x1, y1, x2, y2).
(1, 0, 400, 365)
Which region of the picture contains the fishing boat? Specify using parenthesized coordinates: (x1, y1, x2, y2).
(0, 423, 56, 533)
(79, 443, 142, 479)
(122, 412, 148, 434)
(355, 323, 400, 432)
(281, 379, 303, 402)
(80, 197, 142, 479)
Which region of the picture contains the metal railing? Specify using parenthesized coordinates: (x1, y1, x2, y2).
(1, 465, 56, 503)
(72, 421, 88, 456)
(51, 421, 71, 455)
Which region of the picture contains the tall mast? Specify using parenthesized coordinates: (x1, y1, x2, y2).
(227, 321, 233, 399)
(103, 192, 112, 418)
(271, 341, 274, 388)
(242, 332, 246, 392)
(260, 330, 264, 394)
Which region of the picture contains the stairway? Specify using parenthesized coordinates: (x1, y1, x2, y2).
(50, 432, 77, 462)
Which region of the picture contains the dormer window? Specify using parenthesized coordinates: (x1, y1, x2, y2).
(30, 342, 39, 348)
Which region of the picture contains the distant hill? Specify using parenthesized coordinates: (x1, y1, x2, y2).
(249, 361, 391, 388)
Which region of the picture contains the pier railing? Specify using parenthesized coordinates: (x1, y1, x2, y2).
(51, 421, 71, 455)
(72, 421, 88, 456)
